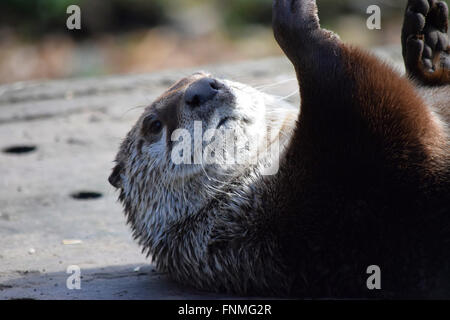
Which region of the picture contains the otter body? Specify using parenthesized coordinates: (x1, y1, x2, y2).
(110, 0, 449, 298)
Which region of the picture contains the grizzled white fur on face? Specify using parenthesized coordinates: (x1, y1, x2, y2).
(109, 72, 298, 294)
(171, 79, 270, 178)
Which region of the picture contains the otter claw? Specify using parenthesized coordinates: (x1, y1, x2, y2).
(402, 0, 450, 85)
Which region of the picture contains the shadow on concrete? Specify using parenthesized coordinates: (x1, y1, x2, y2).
(0, 263, 231, 300)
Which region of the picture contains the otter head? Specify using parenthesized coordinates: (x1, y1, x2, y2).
(109, 72, 297, 247)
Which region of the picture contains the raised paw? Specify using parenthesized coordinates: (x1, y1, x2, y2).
(272, 0, 340, 66)
(402, 0, 450, 85)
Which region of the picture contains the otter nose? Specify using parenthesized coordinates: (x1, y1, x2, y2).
(184, 78, 219, 107)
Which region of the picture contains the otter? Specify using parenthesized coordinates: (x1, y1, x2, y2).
(109, 0, 449, 298)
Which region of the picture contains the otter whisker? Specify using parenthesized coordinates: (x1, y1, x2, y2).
(269, 90, 299, 102)
(119, 104, 147, 118)
(254, 78, 297, 91)
(181, 172, 188, 203)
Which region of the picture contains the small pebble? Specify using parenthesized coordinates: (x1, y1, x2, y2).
(62, 239, 83, 245)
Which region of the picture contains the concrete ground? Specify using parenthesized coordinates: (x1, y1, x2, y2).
(0, 48, 403, 300)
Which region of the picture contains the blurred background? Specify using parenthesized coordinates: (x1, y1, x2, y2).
(0, 0, 407, 84)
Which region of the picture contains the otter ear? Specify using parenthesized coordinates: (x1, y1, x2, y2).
(108, 163, 123, 189)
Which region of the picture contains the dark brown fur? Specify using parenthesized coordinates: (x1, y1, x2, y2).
(269, 0, 449, 298)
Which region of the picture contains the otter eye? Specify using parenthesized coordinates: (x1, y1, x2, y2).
(149, 120, 162, 134)
(142, 116, 163, 135)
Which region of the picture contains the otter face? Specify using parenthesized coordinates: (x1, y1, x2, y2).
(108, 72, 298, 260)
(108, 72, 298, 247)
(109, 72, 282, 191)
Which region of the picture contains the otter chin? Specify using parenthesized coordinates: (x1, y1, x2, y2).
(110, 0, 450, 298)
